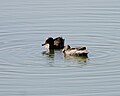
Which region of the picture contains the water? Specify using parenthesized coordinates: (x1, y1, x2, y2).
(0, 0, 120, 95)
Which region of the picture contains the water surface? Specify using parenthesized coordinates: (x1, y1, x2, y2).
(0, 0, 120, 96)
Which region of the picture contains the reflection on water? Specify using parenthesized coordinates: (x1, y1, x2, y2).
(0, 0, 120, 96)
(42, 49, 89, 64)
(64, 54, 89, 63)
(42, 49, 55, 57)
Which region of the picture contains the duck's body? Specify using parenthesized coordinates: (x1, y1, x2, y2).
(42, 37, 64, 49)
(63, 45, 88, 57)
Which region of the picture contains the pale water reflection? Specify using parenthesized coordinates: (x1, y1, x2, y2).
(0, 0, 120, 96)
(42, 49, 89, 67)
(64, 55, 89, 63)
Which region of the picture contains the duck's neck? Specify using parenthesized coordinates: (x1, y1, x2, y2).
(49, 43, 54, 49)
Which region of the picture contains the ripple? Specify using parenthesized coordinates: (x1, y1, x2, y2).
(0, 31, 119, 68)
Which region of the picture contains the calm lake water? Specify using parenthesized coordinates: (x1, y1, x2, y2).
(0, 0, 120, 96)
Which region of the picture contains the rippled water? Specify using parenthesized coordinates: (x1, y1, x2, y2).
(0, 0, 120, 95)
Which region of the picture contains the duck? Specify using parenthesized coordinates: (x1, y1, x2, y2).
(42, 37, 65, 49)
(62, 45, 88, 57)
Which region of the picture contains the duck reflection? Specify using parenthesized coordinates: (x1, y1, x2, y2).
(42, 49, 89, 63)
(42, 49, 55, 58)
(64, 54, 89, 63)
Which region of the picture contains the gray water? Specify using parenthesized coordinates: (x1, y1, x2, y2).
(0, 0, 120, 96)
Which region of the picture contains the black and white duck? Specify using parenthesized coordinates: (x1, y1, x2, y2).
(62, 45, 88, 57)
(42, 37, 65, 49)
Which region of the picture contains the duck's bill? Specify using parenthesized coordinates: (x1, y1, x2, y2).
(42, 43, 45, 46)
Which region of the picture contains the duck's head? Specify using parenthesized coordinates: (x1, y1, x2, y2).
(42, 37, 54, 49)
(62, 45, 71, 53)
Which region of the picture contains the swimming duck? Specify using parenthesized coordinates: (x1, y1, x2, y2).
(62, 45, 88, 57)
(42, 37, 65, 49)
